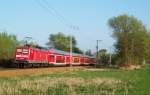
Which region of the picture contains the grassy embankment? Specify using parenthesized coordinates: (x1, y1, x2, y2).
(0, 65, 150, 95)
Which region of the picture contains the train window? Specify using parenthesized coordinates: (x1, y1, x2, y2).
(50, 55, 55, 59)
(74, 59, 79, 63)
(73, 57, 79, 62)
(56, 59, 63, 63)
(17, 49, 22, 52)
(22, 49, 29, 54)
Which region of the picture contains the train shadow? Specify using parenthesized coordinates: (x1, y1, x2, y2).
(0, 59, 16, 68)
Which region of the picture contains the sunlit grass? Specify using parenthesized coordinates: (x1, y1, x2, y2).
(0, 65, 150, 95)
(0, 77, 122, 95)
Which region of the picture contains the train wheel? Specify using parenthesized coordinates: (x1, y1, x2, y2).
(18, 64, 21, 68)
(31, 64, 34, 68)
(21, 63, 24, 68)
(19, 64, 22, 68)
(18, 63, 23, 68)
(24, 63, 30, 68)
(26, 63, 31, 68)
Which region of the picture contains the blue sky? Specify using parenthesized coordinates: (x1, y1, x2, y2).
(0, 0, 150, 52)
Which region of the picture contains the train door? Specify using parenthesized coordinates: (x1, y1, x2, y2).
(49, 54, 55, 64)
(65, 56, 70, 65)
(55, 55, 65, 65)
(73, 56, 80, 65)
(80, 57, 84, 65)
(29, 48, 34, 60)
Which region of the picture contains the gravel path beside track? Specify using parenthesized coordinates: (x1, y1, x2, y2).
(0, 66, 85, 77)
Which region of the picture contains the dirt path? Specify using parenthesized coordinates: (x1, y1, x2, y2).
(0, 66, 85, 77)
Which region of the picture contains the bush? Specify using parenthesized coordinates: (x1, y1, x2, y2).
(0, 32, 18, 67)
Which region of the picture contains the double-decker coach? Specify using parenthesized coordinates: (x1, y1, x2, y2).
(49, 49, 68, 65)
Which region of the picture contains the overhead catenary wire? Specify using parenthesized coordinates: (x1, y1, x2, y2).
(41, 0, 71, 26)
(34, 0, 78, 30)
(34, 0, 97, 52)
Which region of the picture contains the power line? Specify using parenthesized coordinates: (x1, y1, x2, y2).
(41, 0, 71, 26)
(35, 0, 96, 51)
(34, 0, 76, 29)
(34, 0, 104, 53)
(34, 0, 55, 16)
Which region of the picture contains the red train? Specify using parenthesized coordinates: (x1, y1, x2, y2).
(14, 46, 96, 68)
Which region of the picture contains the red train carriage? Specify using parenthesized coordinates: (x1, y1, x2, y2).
(83, 56, 95, 65)
(83, 57, 90, 65)
(72, 53, 80, 65)
(90, 57, 96, 65)
(47, 51, 55, 64)
(49, 49, 68, 65)
(80, 56, 85, 65)
(15, 46, 96, 68)
(65, 54, 71, 65)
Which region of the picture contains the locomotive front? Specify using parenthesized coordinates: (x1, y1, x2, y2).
(15, 47, 30, 67)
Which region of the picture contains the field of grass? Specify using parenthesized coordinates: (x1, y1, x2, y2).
(0, 65, 150, 95)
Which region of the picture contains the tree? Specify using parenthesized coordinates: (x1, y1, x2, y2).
(47, 32, 82, 53)
(97, 49, 109, 65)
(0, 32, 18, 65)
(85, 49, 93, 56)
(98, 49, 107, 56)
(73, 47, 83, 54)
(108, 14, 150, 65)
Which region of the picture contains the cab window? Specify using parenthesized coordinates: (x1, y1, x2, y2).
(50, 55, 55, 59)
(17, 49, 22, 53)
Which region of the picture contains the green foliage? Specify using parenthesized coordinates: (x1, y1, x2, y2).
(48, 32, 83, 53)
(0, 32, 18, 62)
(85, 49, 93, 56)
(48, 32, 74, 50)
(26, 42, 38, 48)
(98, 49, 107, 55)
(47, 84, 69, 95)
(73, 47, 83, 54)
(97, 49, 109, 65)
(108, 14, 150, 65)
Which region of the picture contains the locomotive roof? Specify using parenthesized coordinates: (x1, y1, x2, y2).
(49, 49, 82, 56)
(17, 46, 95, 58)
(50, 49, 68, 55)
(49, 48, 95, 58)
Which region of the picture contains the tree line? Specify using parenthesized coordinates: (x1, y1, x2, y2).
(108, 14, 150, 66)
(0, 14, 150, 67)
(47, 32, 83, 54)
(0, 32, 18, 67)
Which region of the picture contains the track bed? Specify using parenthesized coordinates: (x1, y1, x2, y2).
(0, 66, 86, 77)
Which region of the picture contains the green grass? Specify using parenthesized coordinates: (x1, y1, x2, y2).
(0, 65, 150, 95)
